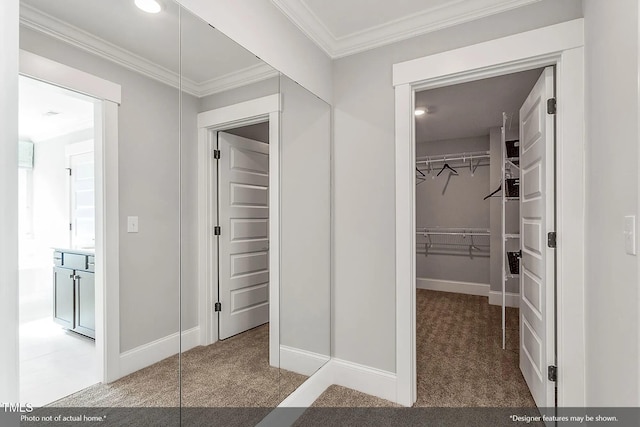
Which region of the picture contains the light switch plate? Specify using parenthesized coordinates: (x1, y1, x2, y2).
(624, 215, 636, 255)
(127, 216, 139, 233)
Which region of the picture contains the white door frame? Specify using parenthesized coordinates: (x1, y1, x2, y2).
(393, 19, 586, 407)
(197, 94, 281, 366)
(19, 50, 122, 384)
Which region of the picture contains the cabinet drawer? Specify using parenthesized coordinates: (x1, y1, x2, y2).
(53, 251, 63, 267)
(87, 255, 95, 272)
(62, 253, 87, 270)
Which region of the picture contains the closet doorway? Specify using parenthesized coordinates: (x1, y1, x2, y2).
(413, 66, 556, 407)
(216, 130, 270, 340)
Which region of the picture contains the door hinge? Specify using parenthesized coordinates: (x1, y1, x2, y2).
(213, 149, 221, 159)
(547, 98, 557, 115)
(214, 302, 221, 312)
(69, 223, 73, 231)
(547, 231, 557, 248)
(214, 226, 221, 236)
(548, 365, 557, 382)
(66, 167, 72, 176)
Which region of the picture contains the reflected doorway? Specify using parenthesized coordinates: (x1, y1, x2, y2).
(18, 76, 100, 406)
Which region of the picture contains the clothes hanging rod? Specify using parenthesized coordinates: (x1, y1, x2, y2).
(416, 231, 491, 237)
(416, 227, 490, 237)
(416, 151, 490, 165)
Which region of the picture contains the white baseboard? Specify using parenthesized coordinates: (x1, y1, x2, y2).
(260, 357, 399, 425)
(118, 326, 200, 378)
(417, 277, 489, 297)
(257, 362, 333, 427)
(277, 361, 334, 408)
(330, 358, 398, 404)
(488, 291, 519, 308)
(280, 345, 330, 376)
(274, 357, 398, 408)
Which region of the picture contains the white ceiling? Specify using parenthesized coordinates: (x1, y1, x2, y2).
(415, 68, 543, 143)
(19, 75, 95, 143)
(271, 0, 541, 58)
(20, 0, 277, 97)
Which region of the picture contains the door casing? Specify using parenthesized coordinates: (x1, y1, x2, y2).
(197, 94, 281, 367)
(18, 50, 122, 386)
(393, 19, 586, 407)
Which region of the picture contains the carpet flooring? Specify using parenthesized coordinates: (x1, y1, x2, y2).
(306, 289, 535, 408)
(49, 324, 307, 408)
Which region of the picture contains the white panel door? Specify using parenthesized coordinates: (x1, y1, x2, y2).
(519, 66, 555, 408)
(218, 132, 269, 340)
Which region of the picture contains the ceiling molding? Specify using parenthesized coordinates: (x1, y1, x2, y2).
(270, 0, 335, 56)
(198, 63, 279, 98)
(19, 5, 276, 98)
(271, 0, 542, 59)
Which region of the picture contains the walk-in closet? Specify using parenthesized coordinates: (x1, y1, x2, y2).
(413, 68, 547, 406)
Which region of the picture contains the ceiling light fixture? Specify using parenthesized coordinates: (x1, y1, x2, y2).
(415, 108, 426, 116)
(135, 0, 162, 14)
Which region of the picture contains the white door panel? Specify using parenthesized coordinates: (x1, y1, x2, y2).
(519, 66, 555, 408)
(218, 132, 269, 340)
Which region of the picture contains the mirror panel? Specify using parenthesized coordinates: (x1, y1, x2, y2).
(18, 0, 181, 417)
(278, 75, 332, 400)
(178, 5, 289, 416)
(17, 0, 332, 420)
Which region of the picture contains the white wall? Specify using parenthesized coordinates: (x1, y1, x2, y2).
(177, 0, 332, 104)
(0, 0, 20, 404)
(583, 0, 640, 406)
(332, 0, 583, 372)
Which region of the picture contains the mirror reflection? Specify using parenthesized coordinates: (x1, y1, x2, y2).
(177, 7, 288, 410)
(278, 75, 332, 402)
(178, 7, 331, 414)
(17, 0, 332, 418)
(19, 0, 182, 408)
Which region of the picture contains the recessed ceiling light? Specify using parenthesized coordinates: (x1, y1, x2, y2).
(415, 109, 426, 116)
(135, 0, 162, 14)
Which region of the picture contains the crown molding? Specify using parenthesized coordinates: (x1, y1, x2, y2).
(197, 63, 279, 98)
(19, 4, 276, 98)
(272, 0, 542, 59)
(270, 0, 335, 57)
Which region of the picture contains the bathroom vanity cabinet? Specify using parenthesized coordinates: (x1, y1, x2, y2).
(53, 249, 95, 339)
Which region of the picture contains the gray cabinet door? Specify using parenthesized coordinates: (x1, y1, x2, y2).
(75, 271, 95, 339)
(53, 267, 74, 329)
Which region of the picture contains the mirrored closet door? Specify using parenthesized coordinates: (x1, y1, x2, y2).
(278, 74, 332, 402)
(17, 0, 332, 422)
(177, 5, 284, 416)
(18, 0, 182, 417)
(177, 5, 332, 420)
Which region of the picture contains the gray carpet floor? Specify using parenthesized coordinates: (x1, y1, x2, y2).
(305, 289, 535, 408)
(49, 323, 307, 408)
(48, 289, 534, 419)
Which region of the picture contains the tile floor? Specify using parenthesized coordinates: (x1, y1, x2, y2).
(20, 317, 99, 407)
